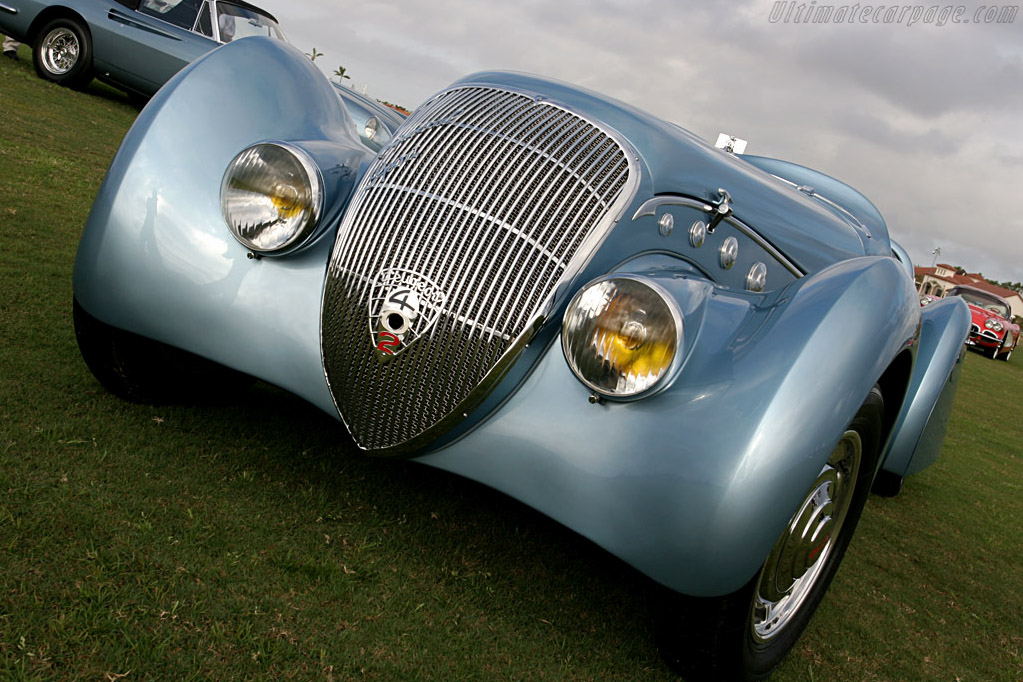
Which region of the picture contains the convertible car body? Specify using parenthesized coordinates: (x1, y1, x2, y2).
(0, 0, 283, 96)
(72, 38, 970, 680)
(948, 285, 1019, 361)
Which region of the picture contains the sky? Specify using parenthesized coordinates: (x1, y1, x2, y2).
(256, 0, 1023, 284)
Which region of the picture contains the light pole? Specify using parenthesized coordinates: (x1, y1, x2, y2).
(931, 247, 941, 267)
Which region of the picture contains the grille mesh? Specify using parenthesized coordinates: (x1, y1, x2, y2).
(321, 85, 635, 452)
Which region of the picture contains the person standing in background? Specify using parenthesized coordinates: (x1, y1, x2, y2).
(2, 35, 20, 60)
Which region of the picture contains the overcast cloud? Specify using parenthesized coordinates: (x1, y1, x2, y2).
(256, 0, 1023, 283)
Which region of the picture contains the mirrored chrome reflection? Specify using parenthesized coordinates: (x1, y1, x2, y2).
(719, 236, 739, 270)
(364, 116, 380, 142)
(221, 142, 322, 253)
(690, 220, 707, 248)
(41, 27, 80, 74)
(746, 262, 768, 292)
(631, 196, 804, 278)
(659, 212, 675, 237)
(751, 429, 862, 642)
(562, 276, 682, 398)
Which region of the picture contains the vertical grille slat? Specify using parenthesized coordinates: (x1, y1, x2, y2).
(450, 118, 600, 339)
(438, 109, 578, 327)
(321, 85, 637, 453)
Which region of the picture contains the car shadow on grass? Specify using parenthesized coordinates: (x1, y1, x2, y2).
(78, 374, 673, 676)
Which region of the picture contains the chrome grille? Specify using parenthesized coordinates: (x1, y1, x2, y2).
(321, 85, 637, 453)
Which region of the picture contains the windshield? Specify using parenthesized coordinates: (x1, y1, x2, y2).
(951, 288, 1010, 317)
(216, 2, 286, 43)
(139, 0, 203, 30)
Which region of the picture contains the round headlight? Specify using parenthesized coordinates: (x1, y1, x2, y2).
(221, 143, 322, 253)
(562, 276, 682, 398)
(985, 318, 1004, 332)
(364, 116, 380, 142)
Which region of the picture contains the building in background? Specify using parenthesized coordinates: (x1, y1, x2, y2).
(916, 264, 1022, 320)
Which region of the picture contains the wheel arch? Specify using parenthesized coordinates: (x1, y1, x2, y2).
(28, 6, 92, 45)
(880, 295, 970, 478)
(876, 348, 913, 457)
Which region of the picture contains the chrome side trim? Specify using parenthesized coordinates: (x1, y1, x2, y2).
(0, 3, 18, 15)
(772, 174, 872, 240)
(632, 196, 804, 277)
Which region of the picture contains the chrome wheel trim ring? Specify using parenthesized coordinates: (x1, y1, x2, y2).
(750, 428, 862, 643)
(41, 28, 80, 75)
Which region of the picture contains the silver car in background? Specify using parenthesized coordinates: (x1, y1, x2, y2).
(0, 0, 284, 97)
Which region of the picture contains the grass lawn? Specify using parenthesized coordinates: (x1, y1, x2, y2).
(1, 50, 1021, 681)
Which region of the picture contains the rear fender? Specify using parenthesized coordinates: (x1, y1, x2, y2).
(881, 296, 969, 477)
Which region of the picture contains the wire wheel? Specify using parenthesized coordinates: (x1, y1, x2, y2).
(33, 18, 93, 88)
(40, 27, 80, 75)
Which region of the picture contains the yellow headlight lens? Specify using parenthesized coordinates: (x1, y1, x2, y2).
(221, 143, 322, 253)
(562, 277, 682, 397)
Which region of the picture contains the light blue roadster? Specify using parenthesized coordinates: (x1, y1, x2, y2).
(72, 38, 970, 680)
(0, 0, 283, 96)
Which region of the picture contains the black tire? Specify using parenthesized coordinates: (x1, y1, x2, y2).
(653, 387, 884, 681)
(126, 89, 151, 109)
(997, 341, 1012, 362)
(33, 17, 93, 89)
(871, 468, 905, 497)
(73, 298, 253, 404)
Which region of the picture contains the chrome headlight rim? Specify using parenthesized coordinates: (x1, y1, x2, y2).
(363, 116, 380, 143)
(561, 274, 684, 401)
(220, 141, 324, 255)
(985, 317, 1004, 332)
(360, 115, 393, 151)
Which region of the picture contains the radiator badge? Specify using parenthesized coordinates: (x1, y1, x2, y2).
(369, 268, 447, 360)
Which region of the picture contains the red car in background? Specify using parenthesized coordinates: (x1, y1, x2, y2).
(947, 285, 1019, 361)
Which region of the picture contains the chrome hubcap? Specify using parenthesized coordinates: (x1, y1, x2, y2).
(41, 28, 79, 75)
(751, 429, 862, 642)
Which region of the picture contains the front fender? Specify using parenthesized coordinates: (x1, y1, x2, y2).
(73, 37, 370, 416)
(882, 296, 969, 477)
(420, 255, 919, 596)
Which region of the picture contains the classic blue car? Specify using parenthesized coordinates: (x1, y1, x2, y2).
(71, 38, 970, 680)
(0, 0, 283, 96)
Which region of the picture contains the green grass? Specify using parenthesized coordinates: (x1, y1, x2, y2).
(2, 52, 1021, 681)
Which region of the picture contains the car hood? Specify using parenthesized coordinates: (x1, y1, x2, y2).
(452, 71, 891, 275)
(967, 303, 1010, 326)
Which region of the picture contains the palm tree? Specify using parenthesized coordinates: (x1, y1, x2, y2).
(334, 65, 351, 84)
(305, 47, 323, 62)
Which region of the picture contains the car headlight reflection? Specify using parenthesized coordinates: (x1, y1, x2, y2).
(985, 318, 1004, 332)
(562, 276, 682, 398)
(364, 116, 380, 142)
(221, 142, 322, 253)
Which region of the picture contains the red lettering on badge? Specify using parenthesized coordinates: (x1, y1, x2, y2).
(376, 332, 400, 355)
